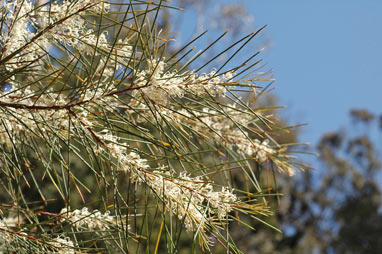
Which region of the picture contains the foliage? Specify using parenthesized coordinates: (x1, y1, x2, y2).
(0, 0, 307, 253)
(237, 109, 382, 254)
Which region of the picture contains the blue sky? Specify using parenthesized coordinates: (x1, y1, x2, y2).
(176, 0, 382, 147)
(241, 0, 382, 144)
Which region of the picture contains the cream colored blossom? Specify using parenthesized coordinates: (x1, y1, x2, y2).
(51, 235, 76, 254)
(60, 207, 116, 231)
(97, 138, 239, 231)
(133, 58, 234, 104)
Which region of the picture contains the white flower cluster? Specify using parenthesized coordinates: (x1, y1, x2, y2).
(208, 187, 238, 220)
(173, 107, 298, 174)
(60, 207, 115, 231)
(0, 0, 129, 146)
(118, 152, 150, 181)
(51, 235, 75, 254)
(0, 216, 20, 229)
(0, 85, 110, 146)
(126, 102, 281, 165)
(239, 139, 276, 163)
(99, 139, 238, 231)
(2, 0, 131, 73)
(133, 59, 234, 105)
(1, 0, 36, 71)
(0, 89, 67, 145)
(145, 171, 237, 231)
(168, 107, 276, 163)
(35, 0, 111, 49)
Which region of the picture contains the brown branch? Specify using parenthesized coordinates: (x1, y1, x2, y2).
(0, 227, 53, 247)
(67, 108, 106, 146)
(0, 100, 89, 110)
(103, 83, 150, 97)
(0, 83, 149, 110)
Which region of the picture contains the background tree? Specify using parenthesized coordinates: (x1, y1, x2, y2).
(237, 109, 382, 254)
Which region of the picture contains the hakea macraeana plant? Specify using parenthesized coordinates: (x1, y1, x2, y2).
(0, 0, 308, 253)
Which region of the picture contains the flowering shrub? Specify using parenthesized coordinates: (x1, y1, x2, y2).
(0, 0, 307, 253)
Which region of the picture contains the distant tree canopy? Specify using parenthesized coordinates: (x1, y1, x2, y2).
(240, 109, 382, 254)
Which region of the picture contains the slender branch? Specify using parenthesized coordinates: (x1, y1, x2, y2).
(0, 83, 150, 110)
(67, 108, 106, 146)
(0, 227, 54, 247)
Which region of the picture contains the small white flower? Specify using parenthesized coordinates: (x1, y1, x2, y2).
(60, 207, 116, 231)
(51, 235, 75, 254)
